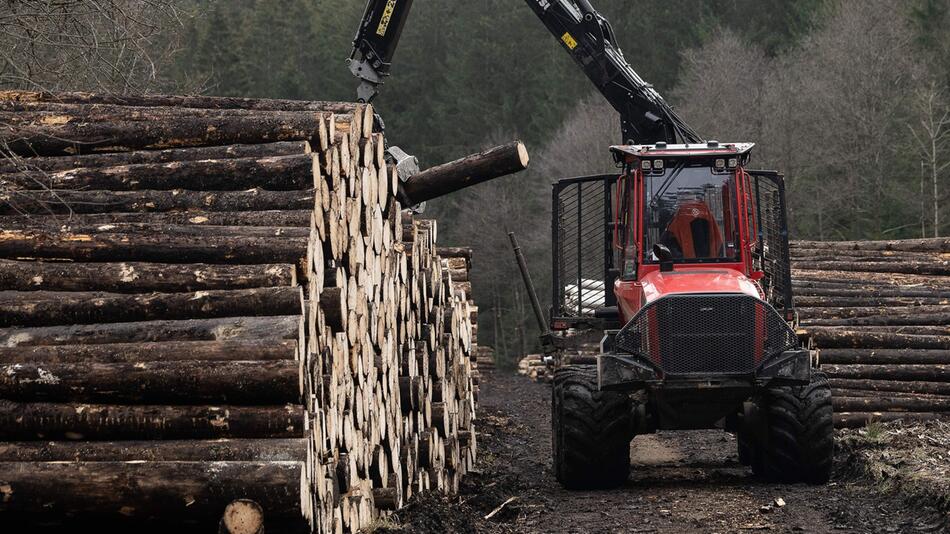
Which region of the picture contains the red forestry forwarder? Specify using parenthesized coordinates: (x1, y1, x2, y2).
(351, 0, 833, 489)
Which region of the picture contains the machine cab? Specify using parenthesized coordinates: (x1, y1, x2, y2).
(550, 141, 794, 331)
(611, 142, 758, 323)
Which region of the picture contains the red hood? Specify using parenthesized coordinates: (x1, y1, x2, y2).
(640, 267, 762, 304)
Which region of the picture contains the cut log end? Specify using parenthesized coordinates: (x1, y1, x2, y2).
(220, 499, 265, 534)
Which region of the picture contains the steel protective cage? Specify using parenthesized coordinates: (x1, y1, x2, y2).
(747, 171, 794, 315)
(551, 174, 617, 323)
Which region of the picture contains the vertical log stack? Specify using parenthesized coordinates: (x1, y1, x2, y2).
(790, 238, 950, 428)
(0, 91, 482, 533)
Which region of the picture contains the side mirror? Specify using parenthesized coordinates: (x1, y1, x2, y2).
(653, 244, 674, 272)
(653, 244, 673, 262)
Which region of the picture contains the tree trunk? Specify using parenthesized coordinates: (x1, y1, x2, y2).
(809, 329, 950, 349)
(792, 260, 950, 276)
(0, 360, 300, 404)
(0, 438, 306, 462)
(790, 238, 950, 252)
(0, 339, 298, 364)
(0, 108, 332, 156)
(0, 210, 312, 228)
(833, 396, 950, 412)
(0, 260, 296, 292)
(0, 228, 307, 265)
(0, 461, 305, 522)
(0, 315, 301, 346)
(400, 141, 529, 204)
(0, 400, 305, 440)
(822, 363, 950, 381)
(795, 296, 949, 307)
(834, 411, 946, 428)
(820, 348, 950, 364)
(0, 141, 308, 174)
(220, 499, 266, 534)
(2, 154, 314, 191)
(0, 187, 314, 215)
(828, 378, 950, 396)
(803, 313, 950, 327)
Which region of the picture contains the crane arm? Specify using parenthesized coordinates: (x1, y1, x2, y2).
(348, 0, 701, 144)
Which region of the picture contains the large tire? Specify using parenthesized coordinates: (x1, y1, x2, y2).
(756, 372, 834, 483)
(552, 365, 633, 489)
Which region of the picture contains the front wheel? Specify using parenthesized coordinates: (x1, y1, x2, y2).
(552, 366, 634, 489)
(755, 372, 834, 483)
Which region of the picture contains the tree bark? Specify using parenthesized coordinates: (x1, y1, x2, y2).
(0, 89, 366, 114)
(0, 339, 298, 364)
(834, 411, 946, 428)
(803, 313, 950, 327)
(0, 315, 301, 346)
(828, 378, 950, 396)
(0, 260, 296, 292)
(0, 438, 306, 462)
(790, 238, 950, 253)
(2, 154, 314, 191)
(0, 286, 302, 327)
(822, 363, 950, 381)
(0, 187, 315, 215)
(0, 141, 308, 174)
(0, 360, 300, 404)
(0, 228, 307, 264)
(0, 108, 331, 156)
(0, 222, 309, 238)
(809, 329, 950, 349)
(0, 461, 305, 522)
(833, 396, 950, 412)
(795, 296, 949, 307)
(0, 400, 305, 440)
(820, 348, 950, 364)
(0, 210, 312, 228)
(400, 141, 529, 204)
(792, 261, 950, 276)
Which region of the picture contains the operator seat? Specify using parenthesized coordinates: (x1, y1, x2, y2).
(661, 200, 724, 259)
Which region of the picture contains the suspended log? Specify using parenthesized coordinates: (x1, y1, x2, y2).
(0, 210, 312, 228)
(0, 141, 308, 174)
(822, 364, 950, 381)
(0, 315, 301, 346)
(0, 400, 304, 440)
(0, 286, 302, 327)
(0, 339, 298, 364)
(0, 461, 305, 523)
(0, 187, 315, 215)
(790, 238, 950, 253)
(1, 154, 313, 192)
(400, 141, 529, 204)
(827, 378, 950, 396)
(820, 349, 950, 365)
(0, 360, 300, 404)
(809, 329, 950, 349)
(0, 228, 307, 265)
(0, 438, 306, 462)
(834, 412, 948, 428)
(0, 260, 296, 292)
(0, 108, 331, 156)
(833, 396, 950, 412)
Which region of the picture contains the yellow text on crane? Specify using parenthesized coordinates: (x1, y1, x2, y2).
(377, 0, 398, 37)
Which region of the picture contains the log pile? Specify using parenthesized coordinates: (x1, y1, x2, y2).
(0, 91, 525, 532)
(791, 238, 950, 428)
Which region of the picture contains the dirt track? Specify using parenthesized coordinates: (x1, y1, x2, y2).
(389, 370, 948, 533)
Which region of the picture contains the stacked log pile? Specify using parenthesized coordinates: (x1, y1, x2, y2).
(0, 91, 518, 532)
(791, 238, 950, 428)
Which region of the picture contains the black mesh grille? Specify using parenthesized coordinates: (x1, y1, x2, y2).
(614, 294, 797, 376)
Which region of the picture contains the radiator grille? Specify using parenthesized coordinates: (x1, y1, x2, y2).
(614, 294, 797, 376)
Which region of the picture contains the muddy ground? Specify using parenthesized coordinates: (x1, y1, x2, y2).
(384, 370, 949, 533)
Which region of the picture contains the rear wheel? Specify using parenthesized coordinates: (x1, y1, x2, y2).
(552, 365, 633, 489)
(756, 372, 834, 483)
